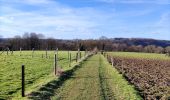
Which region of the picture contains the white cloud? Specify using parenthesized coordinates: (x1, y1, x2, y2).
(153, 12, 170, 34)
(0, 0, 169, 39)
(157, 12, 170, 27)
(139, 12, 170, 40)
(22, 0, 50, 4)
(0, 0, 106, 38)
(0, 0, 53, 5)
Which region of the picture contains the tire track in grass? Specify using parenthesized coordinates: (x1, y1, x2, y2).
(98, 55, 115, 100)
(98, 55, 109, 100)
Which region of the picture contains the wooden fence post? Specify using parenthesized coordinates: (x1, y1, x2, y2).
(78, 49, 80, 60)
(84, 51, 86, 57)
(11, 49, 13, 55)
(54, 54, 57, 75)
(21, 65, 25, 97)
(56, 48, 58, 59)
(69, 53, 71, 67)
(76, 53, 78, 62)
(32, 48, 34, 58)
(6, 47, 9, 55)
(20, 47, 22, 56)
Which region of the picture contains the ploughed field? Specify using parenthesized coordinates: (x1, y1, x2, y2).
(107, 52, 170, 99)
(0, 51, 84, 99)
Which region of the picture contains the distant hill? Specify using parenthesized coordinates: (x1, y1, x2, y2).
(111, 38, 170, 47)
(0, 36, 170, 47)
(0, 38, 8, 43)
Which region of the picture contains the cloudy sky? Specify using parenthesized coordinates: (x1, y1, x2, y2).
(0, 0, 170, 40)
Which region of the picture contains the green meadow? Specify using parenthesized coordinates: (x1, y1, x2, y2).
(107, 51, 170, 60)
(0, 51, 85, 99)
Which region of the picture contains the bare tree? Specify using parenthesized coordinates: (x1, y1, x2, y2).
(144, 45, 156, 53)
(37, 33, 45, 39)
(155, 46, 164, 54)
(22, 33, 30, 50)
(165, 46, 170, 56)
(9, 35, 22, 50)
(30, 33, 39, 49)
(47, 38, 56, 50)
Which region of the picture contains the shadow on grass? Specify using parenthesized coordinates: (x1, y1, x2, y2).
(27, 59, 88, 100)
(0, 97, 6, 100)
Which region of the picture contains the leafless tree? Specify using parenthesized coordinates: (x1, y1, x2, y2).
(144, 45, 156, 53)
(165, 46, 170, 56)
(155, 46, 164, 54)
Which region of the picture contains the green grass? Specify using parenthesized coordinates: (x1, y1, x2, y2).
(107, 51, 170, 60)
(0, 50, 85, 99)
(51, 54, 141, 100)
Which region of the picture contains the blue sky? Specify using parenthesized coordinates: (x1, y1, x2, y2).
(0, 0, 170, 40)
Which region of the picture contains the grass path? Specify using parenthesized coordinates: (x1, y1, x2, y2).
(51, 54, 141, 100)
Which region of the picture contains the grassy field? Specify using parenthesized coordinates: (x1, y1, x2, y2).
(107, 51, 170, 60)
(47, 54, 141, 100)
(0, 50, 85, 99)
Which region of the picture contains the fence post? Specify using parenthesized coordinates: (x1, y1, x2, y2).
(6, 47, 9, 55)
(69, 53, 71, 67)
(20, 47, 22, 56)
(54, 54, 57, 75)
(84, 51, 86, 57)
(57, 48, 58, 60)
(11, 49, 13, 55)
(76, 53, 78, 62)
(21, 65, 25, 97)
(32, 48, 34, 58)
(78, 49, 80, 60)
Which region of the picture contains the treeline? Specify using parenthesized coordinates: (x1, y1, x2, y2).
(105, 43, 170, 54)
(0, 33, 170, 55)
(1, 33, 79, 51)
